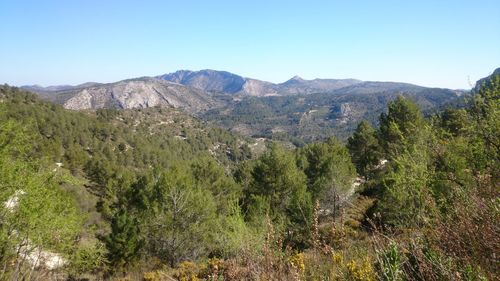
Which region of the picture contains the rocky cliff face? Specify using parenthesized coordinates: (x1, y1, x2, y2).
(63, 78, 221, 112)
(238, 78, 279, 96)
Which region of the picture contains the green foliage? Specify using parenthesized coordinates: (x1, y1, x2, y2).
(142, 164, 218, 266)
(213, 200, 261, 258)
(0, 85, 250, 181)
(0, 117, 83, 278)
(297, 137, 356, 207)
(371, 77, 499, 279)
(244, 143, 313, 248)
(347, 121, 382, 178)
(462, 265, 487, 281)
(0, 79, 498, 280)
(469, 74, 500, 172)
(246, 144, 309, 215)
(430, 136, 476, 212)
(437, 108, 471, 137)
(378, 96, 425, 158)
(376, 242, 404, 281)
(375, 96, 439, 227)
(69, 240, 108, 275)
(377, 141, 437, 227)
(190, 156, 242, 213)
(105, 207, 144, 269)
(204, 89, 460, 142)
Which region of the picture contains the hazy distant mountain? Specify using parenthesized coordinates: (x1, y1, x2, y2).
(157, 70, 246, 94)
(276, 76, 363, 95)
(21, 82, 102, 93)
(157, 69, 362, 96)
(61, 78, 222, 113)
(22, 85, 74, 92)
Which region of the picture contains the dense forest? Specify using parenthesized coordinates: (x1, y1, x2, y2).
(0, 72, 498, 280)
(202, 88, 463, 144)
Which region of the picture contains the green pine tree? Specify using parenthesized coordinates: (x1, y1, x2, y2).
(105, 207, 143, 269)
(378, 96, 425, 158)
(347, 121, 382, 178)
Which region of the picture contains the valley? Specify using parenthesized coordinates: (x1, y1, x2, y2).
(2, 1, 499, 279)
(0, 68, 498, 280)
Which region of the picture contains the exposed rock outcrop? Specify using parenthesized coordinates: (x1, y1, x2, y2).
(63, 78, 222, 112)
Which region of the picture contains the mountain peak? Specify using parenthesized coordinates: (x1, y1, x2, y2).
(158, 69, 246, 94)
(282, 75, 306, 85)
(290, 75, 304, 81)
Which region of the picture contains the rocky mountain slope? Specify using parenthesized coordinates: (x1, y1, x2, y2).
(157, 69, 246, 94)
(157, 69, 363, 96)
(57, 78, 222, 113)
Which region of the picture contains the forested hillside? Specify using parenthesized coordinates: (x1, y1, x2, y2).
(0, 71, 498, 281)
(203, 88, 463, 143)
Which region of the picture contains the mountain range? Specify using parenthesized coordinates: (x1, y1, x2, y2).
(22, 69, 465, 110)
(21, 68, 483, 142)
(157, 69, 363, 96)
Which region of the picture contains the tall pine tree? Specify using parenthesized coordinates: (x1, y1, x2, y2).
(347, 121, 381, 178)
(105, 207, 143, 269)
(378, 96, 425, 158)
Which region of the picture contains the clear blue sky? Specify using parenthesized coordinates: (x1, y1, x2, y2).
(1, 0, 499, 89)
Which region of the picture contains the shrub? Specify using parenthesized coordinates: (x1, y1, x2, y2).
(172, 261, 200, 281)
(376, 242, 404, 281)
(345, 258, 376, 281)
